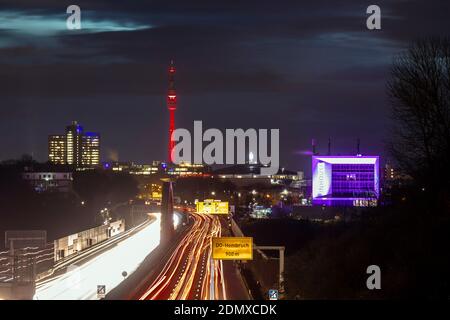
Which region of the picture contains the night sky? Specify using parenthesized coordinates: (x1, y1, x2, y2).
(1, 0, 449, 173)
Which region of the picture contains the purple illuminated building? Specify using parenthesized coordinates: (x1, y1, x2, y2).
(312, 155, 380, 207)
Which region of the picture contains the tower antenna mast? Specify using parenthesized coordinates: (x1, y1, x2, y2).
(167, 60, 177, 163)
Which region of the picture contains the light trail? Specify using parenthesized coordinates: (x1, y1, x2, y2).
(34, 213, 179, 300)
(139, 213, 226, 300)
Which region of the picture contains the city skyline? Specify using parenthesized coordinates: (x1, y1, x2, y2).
(1, 0, 450, 171)
(0, 0, 449, 304)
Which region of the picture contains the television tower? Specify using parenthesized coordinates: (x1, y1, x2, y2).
(167, 60, 177, 163)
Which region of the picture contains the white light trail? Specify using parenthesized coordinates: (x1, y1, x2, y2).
(34, 213, 173, 300)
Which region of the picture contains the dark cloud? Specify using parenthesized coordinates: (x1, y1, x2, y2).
(0, 0, 449, 172)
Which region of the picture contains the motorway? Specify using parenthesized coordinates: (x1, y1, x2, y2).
(29, 210, 248, 300)
(34, 213, 179, 300)
(139, 213, 249, 300)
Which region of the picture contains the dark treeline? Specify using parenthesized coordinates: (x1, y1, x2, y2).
(388, 37, 450, 208)
(242, 198, 450, 299)
(241, 38, 450, 299)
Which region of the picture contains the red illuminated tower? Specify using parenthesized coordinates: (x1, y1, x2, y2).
(167, 60, 177, 163)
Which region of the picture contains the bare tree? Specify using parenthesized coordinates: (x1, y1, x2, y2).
(388, 38, 450, 195)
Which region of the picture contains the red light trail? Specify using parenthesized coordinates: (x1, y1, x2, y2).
(139, 213, 227, 300)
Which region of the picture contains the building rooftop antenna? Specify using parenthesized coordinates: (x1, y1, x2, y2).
(312, 138, 317, 155)
(357, 138, 361, 156)
(327, 137, 331, 155)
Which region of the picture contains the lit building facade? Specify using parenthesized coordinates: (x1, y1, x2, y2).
(130, 163, 161, 175)
(102, 161, 208, 176)
(22, 171, 73, 193)
(81, 133, 100, 166)
(48, 135, 66, 164)
(213, 164, 302, 188)
(166, 162, 208, 176)
(312, 156, 379, 207)
(48, 121, 100, 168)
(103, 161, 160, 175)
(65, 121, 83, 166)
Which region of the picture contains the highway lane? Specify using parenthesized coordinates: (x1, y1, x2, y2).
(139, 212, 226, 300)
(34, 213, 180, 300)
(36, 219, 154, 283)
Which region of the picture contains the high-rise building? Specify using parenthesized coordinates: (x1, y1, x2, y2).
(65, 121, 83, 166)
(48, 121, 100, 168)
(48, 135, 66, 164)
(81, 133, 100, 166)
